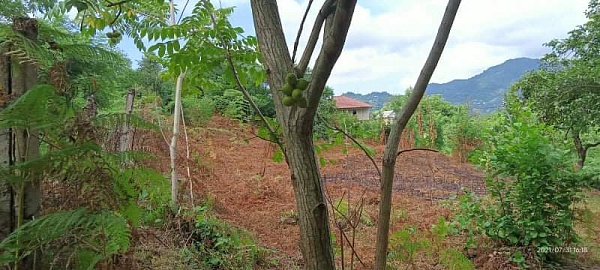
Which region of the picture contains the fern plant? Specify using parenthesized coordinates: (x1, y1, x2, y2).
(0, 18, 169, 268)
(0, 82, 168, 268)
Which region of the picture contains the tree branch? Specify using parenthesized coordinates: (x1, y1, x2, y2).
(203, 1, 286, 155)
(303, 0, 357, 129)
(585, 141, 600, 150)
(106, 0, 130, 7)
(109, 5, 123, 26)
(246, 132, 280, 145)
(396, 148, 439, 157)
(296, 0, 336, 76)
(383, 0, 461, 166)
(376, 1, 462, 269)
(291, 0, 314, 64)
(323, 189, 367, 267)
(317, 113, 381, 178)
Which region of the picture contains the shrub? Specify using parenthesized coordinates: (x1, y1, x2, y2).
(190, 205, 263, 269)
(215, 89, 252, 121)
(464, 112, 591, 260)
(182, 96, 215, 126)
(387, 218, 473, 269)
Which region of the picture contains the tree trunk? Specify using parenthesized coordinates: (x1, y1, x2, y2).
(169, 0, 186, 212)
(286, 127, 335, 269)
(374, 1, 461, 269)
(12, 17, 41, 225)
(170, 73, 184, 211)
(250, 1, 356, 269)
(0, 19, 41, 269)
(0, 29, 13, 242)
(572, 131, 586, 169)
(120, 89, 135, 152)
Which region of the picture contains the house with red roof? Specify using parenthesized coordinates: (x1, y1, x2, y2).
(333, 96, 373, 120)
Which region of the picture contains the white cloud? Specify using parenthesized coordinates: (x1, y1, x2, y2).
(120, 0, 591, 95)
(272, 0, 590, 94)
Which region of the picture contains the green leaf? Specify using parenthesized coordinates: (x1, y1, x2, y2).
(158, 45, 165, 58)
(167, 42, 173, 56)
(319, 156, 326, 167)
(272, 148, 284, 163)
(122, 201, 142, 227)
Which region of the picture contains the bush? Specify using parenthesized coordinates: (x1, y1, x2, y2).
(445, 107, 483, 162)
(182, 96, 215, 126)
(214, 89, 252, 121)
(465, 115, 591, 260)
(387, 218, 473, 269)
(189, 205, 264, 269)
(330, 112, 381, 141)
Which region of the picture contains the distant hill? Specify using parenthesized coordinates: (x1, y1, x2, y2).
(341, 57, 541, 114)
(426, 57, 541, 113)
(340, 91, 393, 111)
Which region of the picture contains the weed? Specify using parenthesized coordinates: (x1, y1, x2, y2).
(440, 248, 475, 270)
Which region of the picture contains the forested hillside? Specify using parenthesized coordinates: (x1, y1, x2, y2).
(342, 58, 541, 114)
(427, 57, 541, 112)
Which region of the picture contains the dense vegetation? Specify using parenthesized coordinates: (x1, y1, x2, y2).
(0, 0, 598, 269)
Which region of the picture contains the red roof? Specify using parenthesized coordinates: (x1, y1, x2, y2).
(333, 96, 372, 109)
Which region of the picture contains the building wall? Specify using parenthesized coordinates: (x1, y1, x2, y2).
(340, 108, 370, 120)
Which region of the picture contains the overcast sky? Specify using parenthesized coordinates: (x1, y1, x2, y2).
(117, 0, 591, 95)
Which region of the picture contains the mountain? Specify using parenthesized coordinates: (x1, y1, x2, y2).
(340, 57, 542, 114)
(426, 57, 541, 113)
(339, 91, 393, 111)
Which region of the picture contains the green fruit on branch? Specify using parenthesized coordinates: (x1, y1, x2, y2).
(283, 96, 296, 106)
(292, 89, 303, 100)
(296, 97, 308, 108)
(106, 31, 121, 39)
(285, 73, 298, 86)
(296, 78, 309, 90)
(281, 83, 294, 96)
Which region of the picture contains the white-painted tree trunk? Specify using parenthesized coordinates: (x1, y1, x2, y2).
(168, 0, 187, 211)
(169, 73, 184, 209)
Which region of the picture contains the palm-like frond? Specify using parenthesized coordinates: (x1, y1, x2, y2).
(0, 208, 131, 268)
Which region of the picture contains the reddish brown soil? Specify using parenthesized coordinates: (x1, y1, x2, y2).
(39, 114, 599, 269)
(155, 115, 490, 269)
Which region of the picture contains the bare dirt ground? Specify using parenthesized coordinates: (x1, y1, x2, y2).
(135, 115, 600, 269)
(36, 114, 598, 269)
(162, 116, 490, 268)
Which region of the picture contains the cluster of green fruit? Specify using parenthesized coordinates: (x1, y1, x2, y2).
(281, 73, 309, 108)
(105, 31, 122, 39)
(105, 31, 122, 45)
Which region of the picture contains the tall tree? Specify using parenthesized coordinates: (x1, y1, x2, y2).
(512, 0, 600, 168)
(250, 1, 356, 268)
(375, 1, 462, 269)
(0, 18, 41, 247)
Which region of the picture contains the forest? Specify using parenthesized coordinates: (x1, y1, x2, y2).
(0, 0, 599, 269)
